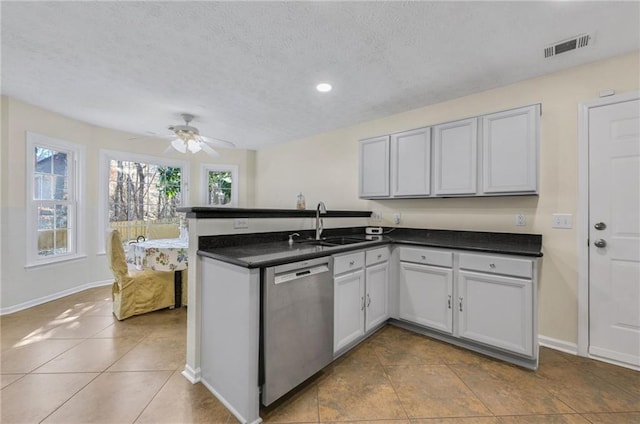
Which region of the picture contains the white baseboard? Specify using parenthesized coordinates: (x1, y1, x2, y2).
(0, 279, 113, 315)
(538, 335, 578, 355)
(181, 365, 201, 384)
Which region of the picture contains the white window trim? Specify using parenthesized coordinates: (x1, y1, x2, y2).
(97, 149, 190, 254)
(201, 163, 239, 207)
(25, 132, 86, 268)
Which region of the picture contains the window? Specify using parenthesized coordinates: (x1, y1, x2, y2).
(99, 150, 189, 245)
(201, 164, 238, 207)
(26, 132, 85, 266)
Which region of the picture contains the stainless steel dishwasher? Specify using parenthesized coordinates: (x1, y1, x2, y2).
(262, 256, 334, 406)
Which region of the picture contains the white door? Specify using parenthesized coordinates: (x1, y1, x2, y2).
(399, 262, 453, 334)
(434, 118, 478, 195)
(390, 127, 431, 197)
(457, 270, 533, 357)
(334, 270, 365, 353)
(588, 97, 640, 367)
(482, 105, 539, 194)
(365, 262, 389, 332)
(359, 136, 390, 198)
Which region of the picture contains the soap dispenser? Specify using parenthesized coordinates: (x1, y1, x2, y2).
(296, 192, 306, 210)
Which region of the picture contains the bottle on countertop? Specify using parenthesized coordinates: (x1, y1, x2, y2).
(296, 192, 306, 210)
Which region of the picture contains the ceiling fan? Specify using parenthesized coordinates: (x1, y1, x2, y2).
(137, 113, 235, 158)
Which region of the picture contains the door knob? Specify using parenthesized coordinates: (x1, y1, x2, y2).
(594, 222, 607, 230)
(594, 239, 607, 248)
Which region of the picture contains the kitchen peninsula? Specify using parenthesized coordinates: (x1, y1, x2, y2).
(179, 207, 542, 424)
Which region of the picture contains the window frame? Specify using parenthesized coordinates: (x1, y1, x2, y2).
(201, 163, 239, 207)
(25, 132, 86, 268)
(98, 149, 190, 254)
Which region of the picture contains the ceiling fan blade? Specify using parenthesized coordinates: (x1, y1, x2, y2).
(199, 135, 235, 148)
(163, 144, 176, 155)
(200, 142, 221, 158)
(171, 138, 187, 153)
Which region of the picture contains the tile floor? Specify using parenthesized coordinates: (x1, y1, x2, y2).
(1, 285, 639, 424)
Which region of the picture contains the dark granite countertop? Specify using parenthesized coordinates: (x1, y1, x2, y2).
(197, 227, 542, 269)
(177, 206, 371, 219)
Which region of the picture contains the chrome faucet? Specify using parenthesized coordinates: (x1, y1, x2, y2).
(315, 201, 327, 240)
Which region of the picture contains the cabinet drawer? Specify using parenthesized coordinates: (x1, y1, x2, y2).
(459, 253, 532, 279)
(366, 247, 390, 266)
(399, 248, 452, 268)
(333, 251, 365, 275)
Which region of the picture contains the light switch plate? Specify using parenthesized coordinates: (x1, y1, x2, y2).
(552, 213, 573, 229)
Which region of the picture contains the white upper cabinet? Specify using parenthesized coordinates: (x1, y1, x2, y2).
(482, 105, 539, 194)
(434, 118, 478, 195)
(390, 127, 431, 197)
(358, 104, 540, 199)
(359, 136, 390, 198)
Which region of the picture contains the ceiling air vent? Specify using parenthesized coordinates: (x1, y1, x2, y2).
(544, 34, 591, 58)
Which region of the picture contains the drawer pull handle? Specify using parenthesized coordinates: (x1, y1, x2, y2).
(349, 260, 355, 266)
(459, 297, 463, 312)
(447, 295, 452, 309)
(367, 294, 371, 307)
(361, 296, 365, 311)
(421, 255, 426, 260)
(489, 263, 496, 269)
(377, 254, 382, 259)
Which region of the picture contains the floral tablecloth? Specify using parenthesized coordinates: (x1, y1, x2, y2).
(132, 238, 188, 272)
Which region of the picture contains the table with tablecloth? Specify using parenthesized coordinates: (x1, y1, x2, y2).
(132, 238, 188, 307)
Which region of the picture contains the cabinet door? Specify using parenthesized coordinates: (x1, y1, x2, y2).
(434, 118, 478, 195)
(390, 127, 431, 196)
(457, 270, 533, 356)
(398, 262, 453, 334)
(482, 105, 539, 194)
(365, 261, 389, 332)
(334, 270, 366, 353)
(359, 136, 390, 198)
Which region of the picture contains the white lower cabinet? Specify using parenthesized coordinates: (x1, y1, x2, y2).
(399, 262, 453, 334)
(334, 248, 389, 353)
(398, 247, 536, 359)
(457, 270, 533, 356)
(334, 268, 366, 352)
(365, 261, 389, 330)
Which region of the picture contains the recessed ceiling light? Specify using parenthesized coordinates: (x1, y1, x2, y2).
(316, 83, 332, 93)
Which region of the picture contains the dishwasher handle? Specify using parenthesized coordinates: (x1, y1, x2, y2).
(274, 264, 330, 284)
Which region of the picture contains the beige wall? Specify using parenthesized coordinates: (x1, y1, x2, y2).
(254, 52, 640, 346)
(2, 52, 638, 344)
(0, 97, 255, 311)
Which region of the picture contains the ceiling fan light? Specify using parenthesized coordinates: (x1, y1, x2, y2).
(171, 138, 187, 153)
(187, 139, 202, 153)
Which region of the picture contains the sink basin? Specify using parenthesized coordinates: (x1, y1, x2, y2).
(298, 236, 370, 247)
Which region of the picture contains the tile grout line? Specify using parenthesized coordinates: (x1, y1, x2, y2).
(131, 369, 176, 424)
(37, 370, 102, 423)
(371, 333, 412, 423)
(444, 362, 498, 419)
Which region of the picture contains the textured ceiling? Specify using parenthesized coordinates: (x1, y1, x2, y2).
(2, 1, 639, 150)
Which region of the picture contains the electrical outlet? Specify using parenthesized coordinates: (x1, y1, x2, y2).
(371, 210, 382, 222)
(393, 213, 401, 225)
(234, 218, 249, 229)
(552, 213, 573, 229)
(515, 213, 526, 226)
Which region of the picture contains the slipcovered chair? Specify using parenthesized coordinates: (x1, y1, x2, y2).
(107, 230, 175, 320)
(146, 223, 179, 240)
